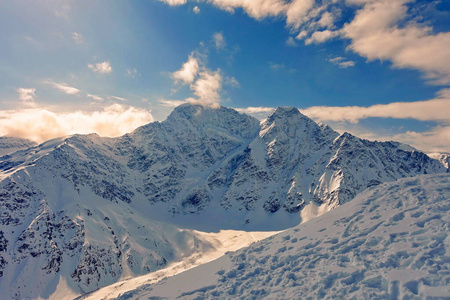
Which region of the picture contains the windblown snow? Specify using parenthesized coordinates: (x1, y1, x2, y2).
(114, 173, 450, 300)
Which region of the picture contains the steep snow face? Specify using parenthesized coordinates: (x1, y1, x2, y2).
(116, 173, 450, 300)
(0, 137, 37, 156)
(0, 104, 448, 298)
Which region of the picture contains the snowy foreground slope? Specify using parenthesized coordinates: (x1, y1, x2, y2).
(113, 173, 450, 300)
(0, 104, 448, 299)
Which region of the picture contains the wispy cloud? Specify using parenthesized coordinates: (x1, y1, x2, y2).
(234, 106, 275, 119)
(213, 32, 226, 50)
(45, 81, 80, 95)
(301, 90, 450, 153)
(190, 69, 223, 106)
(286, 36, 297, 47)
(0, 104, 154, 143)
(71, 32, 84, 44)
(305, 29, 339, 44)
(110, 96, 128, 102)
(301, 98, 450, 124)
(172, 55, 200, 84)
(193, 6, 200, 14)
(269, 62, 286, 70)
(88, 61, 112, 74)
(328, 57, 355, 68)
(158, 99, 187, 107)
(158, 0, 186, 6)
(17, 88, 36, 106)
(87, 94, 104, 102)
(126, 68, 141, 78)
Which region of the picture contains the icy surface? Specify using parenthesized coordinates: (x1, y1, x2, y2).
(117, 173, 450, 300)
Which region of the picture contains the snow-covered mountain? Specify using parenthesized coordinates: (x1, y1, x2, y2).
(0, 137, 37, 156)
(111, 173, 450, 300)
(0, 104, 448, 299)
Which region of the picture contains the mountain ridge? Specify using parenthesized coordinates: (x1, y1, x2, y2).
(0, 103, 448, 299)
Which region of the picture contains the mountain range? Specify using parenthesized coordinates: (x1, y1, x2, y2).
(0, 104, 448, 299)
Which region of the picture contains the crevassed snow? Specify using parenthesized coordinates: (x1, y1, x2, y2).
(116, 173, 450, 300)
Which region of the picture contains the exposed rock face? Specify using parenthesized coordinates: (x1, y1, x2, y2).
(0, 104, 447, 299)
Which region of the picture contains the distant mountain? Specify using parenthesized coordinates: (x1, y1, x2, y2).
(0, 137, 37, 156)
(110, 173, 450, 300)
(428, 153, 450, 170)
(0, 104, 448, 299)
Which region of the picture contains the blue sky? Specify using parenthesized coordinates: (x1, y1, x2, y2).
(0, 0, 449, 153)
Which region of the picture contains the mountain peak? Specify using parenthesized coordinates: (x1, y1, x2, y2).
(164, 103, 260, 139)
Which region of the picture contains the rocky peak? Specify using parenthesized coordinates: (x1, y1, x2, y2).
(164, 103, 260, 140)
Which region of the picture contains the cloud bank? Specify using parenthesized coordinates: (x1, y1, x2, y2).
(0, 104, 154, 143)
(300, 91, 450, 153)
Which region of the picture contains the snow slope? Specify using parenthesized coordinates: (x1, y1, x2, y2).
(115, 173, 450, 300)
(0, 104, 448, 299)
(0, 137, 37, 156)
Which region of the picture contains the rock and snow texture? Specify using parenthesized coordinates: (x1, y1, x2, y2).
(0, 137, 36, 156)
(0, 104, 448, 299)
(116, 173, 450, 300)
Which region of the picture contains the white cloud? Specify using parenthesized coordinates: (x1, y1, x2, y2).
(301, 99, 450, 124)
(71, 32, 84, 43)
(159, 0, 186, 6)
(126, 68, 141, 78)
(234, 106, 275, 119)
(328, 56, 356, 68)
(208, 0, 287, 19)
(172, 55, 200, 84)
(161, 0, 450, 87)
(158, 99, 187, 107)
(286, 0, 315, 29)
(224, 76, 240, 87)
(213, 32, 226, 50)
(17, 88, 36, 106)
(286, 36, 298, 47)
(318, 11, 334, 28)
(300, 90, 450, 153)
(269, 62, 285, 70)
(0, 104, 154, 143)
(45, 81, 80, 95)
(88, 61, 112, 74)
(390, 126, 450, 154)
(193, 6, 200, 14)
(305, 29, 339, 44)
(110, 96, 128, 102)
(87, 94, 104, 102)
(190, 69, 222, 106)
(342, 0, 450, 85)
